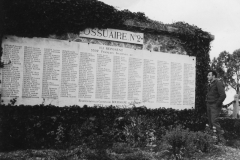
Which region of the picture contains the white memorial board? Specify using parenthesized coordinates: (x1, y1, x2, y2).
(1, 36, 196, 109)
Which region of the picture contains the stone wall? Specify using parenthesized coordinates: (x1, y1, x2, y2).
(49, 31, 187, 55)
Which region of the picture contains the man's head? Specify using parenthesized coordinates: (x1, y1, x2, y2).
(207, 70, 217, 82)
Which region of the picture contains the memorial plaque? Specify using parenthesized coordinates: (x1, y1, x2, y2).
(1, 36, 196, 109)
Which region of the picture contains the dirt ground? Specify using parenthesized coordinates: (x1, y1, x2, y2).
(0, 144, 240, 160)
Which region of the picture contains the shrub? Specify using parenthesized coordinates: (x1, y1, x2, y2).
(160, 125, 215, 159)
(218, 117, 240, 140)
(0, 104, 208, 151)
(111, 143, 137, 154)
(68, 117, 115, 150)
(121, 115, 157, 147)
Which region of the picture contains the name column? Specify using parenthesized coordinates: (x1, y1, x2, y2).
(41, 48, 61, 99)
(22, 46, 42, 98)
(2, 44, 23, 98)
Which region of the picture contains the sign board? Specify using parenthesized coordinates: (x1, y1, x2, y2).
(80, 28, 144, 44)
(1, 36, 196, 109)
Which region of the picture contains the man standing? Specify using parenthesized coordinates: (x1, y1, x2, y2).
(206, 70, 226, 136)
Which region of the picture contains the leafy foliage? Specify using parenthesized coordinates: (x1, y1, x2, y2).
(218, 117, 240, 140)
(1, 105, 239, 159)
(0, 0, 213, 111)
(211, 49, 240, 93)
(0, 104, 208, 151)
(162, 125, 217, 159)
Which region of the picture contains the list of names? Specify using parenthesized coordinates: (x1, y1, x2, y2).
(1, 37, 196, 109)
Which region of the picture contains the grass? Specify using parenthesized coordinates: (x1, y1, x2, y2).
(1, 140, 240, 160)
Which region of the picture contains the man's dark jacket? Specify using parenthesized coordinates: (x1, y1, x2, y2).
(206, 79, 226, 107)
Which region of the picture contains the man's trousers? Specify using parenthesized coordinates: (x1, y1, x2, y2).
(206, 102, 222, 133)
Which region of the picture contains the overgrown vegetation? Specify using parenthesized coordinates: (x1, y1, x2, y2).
(0, 104, 207, 151)
(0, 0, 232, 159)
(211, 49, 240, 93)
(0, 105, 240, 159)
(0, 0, 213, 112)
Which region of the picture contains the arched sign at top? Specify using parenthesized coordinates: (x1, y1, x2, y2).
(80, 28, 144, 44)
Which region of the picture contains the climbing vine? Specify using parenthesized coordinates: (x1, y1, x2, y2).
(0, 0, 213, 111)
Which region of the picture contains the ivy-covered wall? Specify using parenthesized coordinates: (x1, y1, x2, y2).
(48, 33, 187, 55)
(50, 33, 187, 55)
(0, 0, 213, 112)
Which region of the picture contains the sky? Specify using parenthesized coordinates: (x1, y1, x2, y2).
(99, 0, 240, 60)
(99, 0, 240, 103)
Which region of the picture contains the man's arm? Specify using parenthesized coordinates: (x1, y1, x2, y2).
(216, 81, 226, 106)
